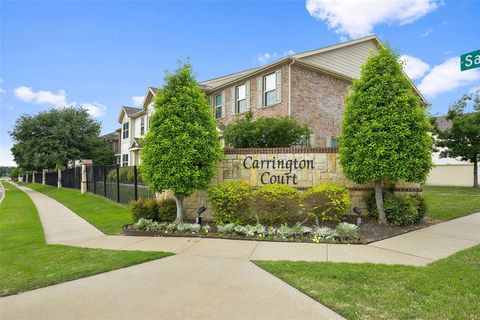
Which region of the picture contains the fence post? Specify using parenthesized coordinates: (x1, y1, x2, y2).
(81, 160, 93, 193)
(134, 165, 138, 201)
(42, 169, 47, 185)
(26, 173, 29, 183)
(103, 166, 107, 197)
(57, 168, 62, 188)
(93, 166, 97, 194)
(116, 164, 120, 203)
(32, 172, 36, 183)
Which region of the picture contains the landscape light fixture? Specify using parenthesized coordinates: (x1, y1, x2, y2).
(353, 207, 362, 226)
(196, 206, 206, 225)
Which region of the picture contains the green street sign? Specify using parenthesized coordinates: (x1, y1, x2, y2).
(460, 49, 480, 71)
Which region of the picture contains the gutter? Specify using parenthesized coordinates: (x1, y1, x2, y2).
(288, 59, 295, 116)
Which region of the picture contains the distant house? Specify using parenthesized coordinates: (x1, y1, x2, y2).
(101, 129, 121, 164)
(426, 116, 478, 187)
(116, 87, 159, 166)
(112, 35, 425, 166)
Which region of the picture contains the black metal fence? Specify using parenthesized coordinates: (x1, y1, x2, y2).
(61, 167, 81, 190)
(27, 174, 32, 183)
(45, 171, 58, 187)
(34, 172, 42, 183)
(85, 165, 155, 204)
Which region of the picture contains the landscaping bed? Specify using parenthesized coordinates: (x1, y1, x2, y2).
(122, 215, 438, 244)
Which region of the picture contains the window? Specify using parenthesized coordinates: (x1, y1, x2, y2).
(330, 137, 338, 148)
(264, 73, 276, 106)
(122, 154, 129, 167)
(122, 122, 129, 140)
(140, 117, 145, 136)
(214, 93, 223, 119)
(236, 84, 246, 113)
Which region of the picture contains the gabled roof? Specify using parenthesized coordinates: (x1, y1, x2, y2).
(129, 138, 143, 150)
(118, 106, 144, 123)
(198, 34, 427, 104)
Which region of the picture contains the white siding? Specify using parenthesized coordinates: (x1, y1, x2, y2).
(297, 39, 378, 79)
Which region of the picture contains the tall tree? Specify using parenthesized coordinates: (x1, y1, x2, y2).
(10, 107, 114, 170)
(436, 90, 480, 187)
(339, 46, 434, 223)
(141, 63, 221, 222)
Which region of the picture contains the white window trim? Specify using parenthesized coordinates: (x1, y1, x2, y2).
(140, 117, 145, 136)
(214, 93, 223, 119)
(122, 122, 129, 140)
(263, 73, 277, 107)
(235, 83, 247, 114)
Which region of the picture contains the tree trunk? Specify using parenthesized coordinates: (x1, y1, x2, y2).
(375, 179, 387, 224)
(474, 158, 478, 188)
(173, 193, 184, 223)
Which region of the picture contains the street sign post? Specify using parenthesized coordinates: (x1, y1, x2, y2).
(460, 49, 480, 71)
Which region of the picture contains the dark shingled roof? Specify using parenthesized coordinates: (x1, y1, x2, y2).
(102, 131, 120, 141)
(123, 106, 143, 116)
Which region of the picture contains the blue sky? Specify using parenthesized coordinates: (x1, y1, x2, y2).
(1, 0, 479, 166)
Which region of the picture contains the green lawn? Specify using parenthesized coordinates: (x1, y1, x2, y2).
(0, 181, 172, 296)
(256, 245, 480, 320)
(424, 185, 480, 220)
(25, 183, 132, 234)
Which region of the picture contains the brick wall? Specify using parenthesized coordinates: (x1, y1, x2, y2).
(290, 65, 350, 147)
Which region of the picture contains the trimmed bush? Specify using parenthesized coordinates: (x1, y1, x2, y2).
(366, 192, 426, 226)
(303, 184, 351, 224)
(207, 182, 255, 225)
(252, 184, 304, 225)
(157, 198, 177, 222)
(224, 112, 311, 148)
(129, 198, 176, 223)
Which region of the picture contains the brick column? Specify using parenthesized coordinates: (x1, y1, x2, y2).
(32, 172, 36, 183)
(26, 173, 29, 183)
(57, 169, 62, 188)
(42, 169, 47, 185)
(81, 159, 93, 194)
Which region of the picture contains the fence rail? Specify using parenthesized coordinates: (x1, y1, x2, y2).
(45, 171, 58, 187)
(85, 165, 155, 204)
(22, 164, 155, 204)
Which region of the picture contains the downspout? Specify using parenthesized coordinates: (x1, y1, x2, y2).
(288, 59, 295, 116)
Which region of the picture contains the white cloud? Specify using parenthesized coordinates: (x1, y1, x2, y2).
(420, 28, 433, 37)
(257, 52, 278, 64)
(131, 95, 144, 107)
(13, 85, 106, 118)
(257, 50, 296, 64)
(14, 86, 67, 106)
(80, 102, 107, 118)
(305, 0, 440, 39)
(400, 55, 430, 80)
(418, 57, 480, 98)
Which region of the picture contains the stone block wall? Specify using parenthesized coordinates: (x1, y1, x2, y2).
(179, 148, 421, 221)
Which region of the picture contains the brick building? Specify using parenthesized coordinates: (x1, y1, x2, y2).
(199, 34, 425, 147)
(111, 35, 425, 165)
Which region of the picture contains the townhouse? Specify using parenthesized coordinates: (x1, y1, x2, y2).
(105, 35, 426, 167)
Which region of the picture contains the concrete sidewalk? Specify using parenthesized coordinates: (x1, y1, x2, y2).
(15, 184, 480, 265)
(1, 184, 479, 320)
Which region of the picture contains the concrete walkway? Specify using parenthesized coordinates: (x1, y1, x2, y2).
(1, 184, 479, 319)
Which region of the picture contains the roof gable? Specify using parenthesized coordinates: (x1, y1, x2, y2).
(294, 37, 380, 79)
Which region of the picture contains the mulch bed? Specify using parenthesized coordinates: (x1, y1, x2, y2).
(123, 215, 441, 244)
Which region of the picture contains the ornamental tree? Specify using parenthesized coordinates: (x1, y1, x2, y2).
(436, 90, 480, 187)
(141, 63, 221, 222)
(339, 46, 433, 223)
(10, 107, 114, 170)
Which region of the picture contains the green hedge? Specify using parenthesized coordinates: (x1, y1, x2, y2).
(224, 112, 311, 148)
(129, 198, 176, 223)
(366, 192, 426, 226)
(304, 184, 351, 223)
(207, 182, 351, 226)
